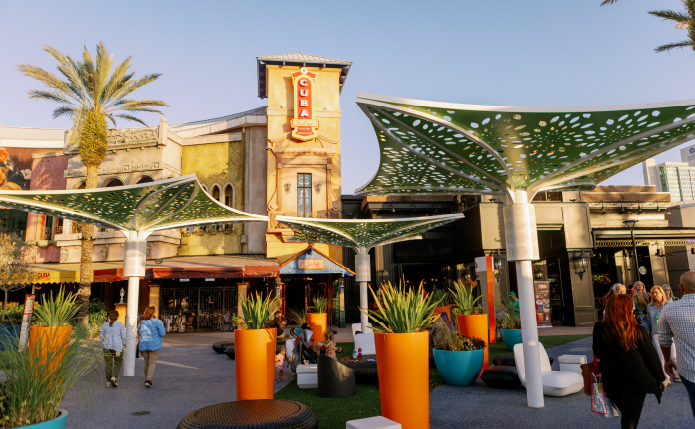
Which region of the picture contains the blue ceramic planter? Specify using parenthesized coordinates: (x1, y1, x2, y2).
(20, 410, 68, 429)
(501, 329, 523, 351)
(0, 323, 21, 351)
(433, 348, 484, 386)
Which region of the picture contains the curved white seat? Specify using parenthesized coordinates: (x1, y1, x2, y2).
(513, 343, 584, 397)
(285, 338, 295, 358)
(351, 322, 373, 338)
(354, 333, 376, 355)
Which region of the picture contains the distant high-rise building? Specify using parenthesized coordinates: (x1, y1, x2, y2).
(643, 143, 695, 202)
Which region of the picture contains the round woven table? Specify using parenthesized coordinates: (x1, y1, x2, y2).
(177, 399, 317, 429)
(339, 354, 378, 384)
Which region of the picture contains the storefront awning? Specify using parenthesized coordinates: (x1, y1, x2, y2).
(279, 246, 354, 276)
(24, 255, 279, 285)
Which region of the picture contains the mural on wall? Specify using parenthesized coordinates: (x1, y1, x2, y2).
(0, 147, 52, 190)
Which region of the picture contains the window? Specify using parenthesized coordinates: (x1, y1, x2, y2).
(224, 184, 234, 207)
(212, 185, 221, 202)
(297, 174, 312, 217)
(104, 178, 124, 187)
(136, 175, 154, 184)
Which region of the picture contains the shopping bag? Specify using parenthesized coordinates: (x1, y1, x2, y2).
(591, 373, 620, 419)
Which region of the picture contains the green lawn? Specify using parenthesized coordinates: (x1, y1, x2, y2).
(276, 335, 590, 428)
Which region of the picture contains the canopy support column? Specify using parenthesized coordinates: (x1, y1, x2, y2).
(122, 230, 147, 377)
(355, 247, 371, 333)
(504, 190, 544, 408)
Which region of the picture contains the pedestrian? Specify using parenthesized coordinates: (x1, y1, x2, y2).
(508, 291, 520, 317)
(100, 310, 125, 388)
(662, 284, 679, 302)
(593, 294, 668, 429)
(658, 271, 695, 420)
(138, 306, 166, 388)
(647, 286, 679, 385)
(631, 281, 650, 314)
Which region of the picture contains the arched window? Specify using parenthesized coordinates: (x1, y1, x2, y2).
(136, 175, 154, 184)
(201, 184, 209, 193)
(211, 184, 221, 202)
(224, 184, 235, 207)
(104, 178, 124, 187)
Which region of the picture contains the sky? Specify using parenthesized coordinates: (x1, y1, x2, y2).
(1, 0, 694, 194)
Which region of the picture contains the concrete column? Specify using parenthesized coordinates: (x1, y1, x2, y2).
(504, 190, 544, 408)
(355, 247, 371, 333)
(237, 283, 249, 318)
(122, 230, 147, 377)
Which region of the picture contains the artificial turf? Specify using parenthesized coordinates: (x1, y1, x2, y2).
(275, 335, 590, 428)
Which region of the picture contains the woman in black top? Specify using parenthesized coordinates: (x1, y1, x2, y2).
(593, 294, 668, 429)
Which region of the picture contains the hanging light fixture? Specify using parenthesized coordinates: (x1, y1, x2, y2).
(574, 249, 590, 280)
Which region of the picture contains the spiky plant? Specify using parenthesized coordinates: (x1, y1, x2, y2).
(239, 292, 278, 330)
(18, 43, 167, 324)
(449, 281, 484, 316)
(32, 287, 79, 327)
(601, 0, 695, 53)
(312, 296, 330, 313)
(362, 281, 439, 334)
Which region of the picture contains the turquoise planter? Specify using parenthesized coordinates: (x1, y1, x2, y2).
(0, 323, 21, 351)
(20, 410, 68, 429)
(433, 348, 484, 386)
(501, 329, 523, 351)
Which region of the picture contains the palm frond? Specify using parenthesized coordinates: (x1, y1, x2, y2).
(600, 0, 619, 6)
(28, 90, 73, 105)
(654, 39, 693, 53)
(17, 64, 75, 97)
(648, 10, 691, 26)
(111, 114, 148, 127)
(102, 57, 132, 101)
(52, 106, 78, 120)
(44, 46, 88, 103)
(111, 73, 163, 101)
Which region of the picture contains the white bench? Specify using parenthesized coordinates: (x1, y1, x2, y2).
(558, 354, 587, 374)
(347, 416, 401, 429)
(296, 363, 318, 389)
(513, 343, 584, 397)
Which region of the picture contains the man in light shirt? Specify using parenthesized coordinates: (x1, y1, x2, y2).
(658, 271, 695, 420)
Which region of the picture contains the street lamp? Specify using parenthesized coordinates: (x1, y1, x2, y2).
(623, 219, 640, 282)
(575, 249, 590, 280)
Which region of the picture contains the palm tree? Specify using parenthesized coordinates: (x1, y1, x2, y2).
(601, 0, 695, 53)
(18, 43, 167, 322)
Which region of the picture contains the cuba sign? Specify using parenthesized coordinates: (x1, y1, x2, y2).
(290, 67, 319, 141)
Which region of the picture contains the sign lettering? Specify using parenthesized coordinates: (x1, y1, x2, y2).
(290, 68, 319, 141)
(298, 259, 325, 270)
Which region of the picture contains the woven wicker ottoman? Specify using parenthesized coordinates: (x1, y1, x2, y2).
(177, 399, 318, 429)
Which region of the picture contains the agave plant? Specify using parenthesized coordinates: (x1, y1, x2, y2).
(312, 296, 331, 313)
(362, 281, 439, 334)
(239, 292, 278, 330)
(449, 281, 484, 316)
(32, 288, 79, 327)
(433, 319, 486, 352)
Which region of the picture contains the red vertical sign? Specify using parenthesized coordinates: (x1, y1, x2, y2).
(18, 294, 35, 351)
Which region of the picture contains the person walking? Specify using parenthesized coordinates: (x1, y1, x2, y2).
(631, 281, 650, 314)
(138, 306, 166, 388)
(658, 271, 695, 420)
(100, 310, 125, 388)
(593, 294, 668, 429)
(647, 286, 679, 385)
(662, 284, 679, 303)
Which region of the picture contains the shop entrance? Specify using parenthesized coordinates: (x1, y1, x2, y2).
(281, 275, 334, 324)
(160, 285, 237, 332)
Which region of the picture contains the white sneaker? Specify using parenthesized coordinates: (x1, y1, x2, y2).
(106, 381, 112, 388)
(110, 377, 118, 388)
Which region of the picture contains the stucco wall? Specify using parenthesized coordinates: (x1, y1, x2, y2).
(179, 140, 246, 255)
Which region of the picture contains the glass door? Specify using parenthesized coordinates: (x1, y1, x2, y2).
(297, 173, 312, 217)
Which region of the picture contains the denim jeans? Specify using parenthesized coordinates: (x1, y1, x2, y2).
(682, 375, 695, 420)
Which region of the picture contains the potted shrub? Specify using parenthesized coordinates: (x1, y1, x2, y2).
(235, 292, 278, 400)
(363, 281, 439, 429)
(307, 296, 329, 341)
(0, 289, 101, 428)
(432, 319, 487, 386)
(498, 305, 522, 351)
(286, 307, 307, 336)
(30, 288, 80, 371)
(449, 280, 488, 375)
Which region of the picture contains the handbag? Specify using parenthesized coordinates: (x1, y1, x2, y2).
(580, 358, 599, 395)
(591, 373, 620, 418)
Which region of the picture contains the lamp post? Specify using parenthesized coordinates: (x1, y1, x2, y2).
(622, 219, 639, 283)
(575, 249, 590, 280)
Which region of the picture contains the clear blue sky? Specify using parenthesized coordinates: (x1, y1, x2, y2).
(1, 0, 693, 193)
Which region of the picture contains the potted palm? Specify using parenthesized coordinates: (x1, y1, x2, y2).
(498, 304, 522, 351)
(449, 280, 488, 375)
(363, 281, 439, 429)
(432, 319, 487, 386)
(30, 288, 79, 370)
(0, 290, 101, 428)
(235, 292, 278, 400)
(307, 296, 330, 341)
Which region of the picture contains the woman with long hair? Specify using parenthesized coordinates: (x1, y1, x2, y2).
(662, 284, 679, 302)
(647, 286, 680, 384)
(593, 294, 667, 428)
(100, 310, 125, 388)
(631, 281, 650, 313)
(138, 306, 166, 388)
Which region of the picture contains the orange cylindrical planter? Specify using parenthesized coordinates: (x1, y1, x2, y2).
(235, 328, 276, 400)
(375, 332, 429, 429)
(457, 314, 489, 376)
(307, 313, 327, 341)
(28, 325, 72, 377)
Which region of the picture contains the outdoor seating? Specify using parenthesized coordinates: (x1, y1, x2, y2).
(351, 322, 373, 337)
(176, 399, 318, 429)
(346, 416, 402, 429)
(317, 355, 356, 398)
(296, 363, 318, 389)
(513, 343, 584, 397)
(354, 333, 376, 355)
(339, 354, 378, 384)
(558, 354, 587, 374)
(285, 338, 296, 357)
(480, 366, 522, 389)
(224, 346, 235, 360)
(212, 342, 234, 354)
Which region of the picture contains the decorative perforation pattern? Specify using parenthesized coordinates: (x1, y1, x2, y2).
(357, 96, 695, 195)
(277, 214, 463, 250)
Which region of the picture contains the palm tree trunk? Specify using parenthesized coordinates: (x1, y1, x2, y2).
(77, 164, 98, 324)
